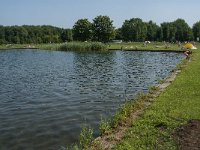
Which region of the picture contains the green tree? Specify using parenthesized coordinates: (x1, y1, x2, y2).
(192, 21, 200, 41)
(121, 18, 147, 42)
(92, 15, 115, 42)
(0, 25, 6, 44)
(156, 27, 163, 41)
(73, 19, 92, 41)
(173, 19, 193, 41)
(161, 22, 177, 42)
(161, 22, 171, 41)
(114, 28, 123, 40)
(4, 27, 14, 43)
(61, 29, 73, 42)
(18, 26, 28, 44)
(146, 20, 159, 41)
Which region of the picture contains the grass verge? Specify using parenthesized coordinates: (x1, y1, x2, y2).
(108, 42, 184, 51)
(112, 49, 200, 149)
(0, 42, 188, 52)
(0, 42, 107, 51)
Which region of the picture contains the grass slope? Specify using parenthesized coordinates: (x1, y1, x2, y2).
(114, 49, 200, 149)
(108, 42, 183, 51)
(0, 42, 185, 51)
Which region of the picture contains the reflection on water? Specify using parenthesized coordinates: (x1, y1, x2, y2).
(0, 49, 184, 150)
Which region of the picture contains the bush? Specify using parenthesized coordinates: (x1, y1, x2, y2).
(40, 42, 107, 51)
(80, 126, 94, 149)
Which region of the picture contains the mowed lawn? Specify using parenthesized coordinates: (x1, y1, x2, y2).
(108, 42, 183, 51)
(114, 48, 200, 149)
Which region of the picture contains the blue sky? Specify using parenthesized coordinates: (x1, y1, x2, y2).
(0, 0, 200, 28)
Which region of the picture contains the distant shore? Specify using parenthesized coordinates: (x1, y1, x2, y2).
(0, 41, 191, 52)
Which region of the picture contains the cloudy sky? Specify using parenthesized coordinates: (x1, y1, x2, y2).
(0, 0, 200, 28)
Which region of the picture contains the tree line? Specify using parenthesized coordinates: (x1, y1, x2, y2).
(0, 16, 200, 44)
(0, 25, 72, 44)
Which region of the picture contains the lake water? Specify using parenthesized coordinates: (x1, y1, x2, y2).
(0, 49, 184, 150)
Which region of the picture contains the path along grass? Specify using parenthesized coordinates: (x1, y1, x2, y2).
(113, 48, 200, 149)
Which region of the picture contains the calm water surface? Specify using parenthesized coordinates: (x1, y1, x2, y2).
(0, 49, 184, 150)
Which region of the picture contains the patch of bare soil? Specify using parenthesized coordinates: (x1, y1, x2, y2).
(174, 119, 200, 150)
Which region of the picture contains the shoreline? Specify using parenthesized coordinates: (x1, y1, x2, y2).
(1, 42, 199, 149)
(91, 67, 184, 150)
(90, 48, 199, 149)
(0, 42, 188, 52)
(0, 47, 185, 54)
(109, 48, 185, 53)
(0, 48, 39, 50)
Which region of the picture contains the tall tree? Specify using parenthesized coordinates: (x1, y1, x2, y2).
(61, 29, 73, 42)
(156, 27, 163, 41)
(0, 25, 6, 44)
(161, 22, 177, 42)
(146, 21, 159, 41)
(92, 15, 115, 42)
(1, 25, 64, 44)
(114, 28, 123, 40)
(18, 26, 28, 44)
(173, 19, 193, 41)
(121, 18, 147, 42)
(73, 19, 92, 41)
(4, 26, 14, 43)
(192, 21, 200, 41)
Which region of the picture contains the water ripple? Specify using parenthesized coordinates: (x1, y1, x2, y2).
(0, 49, 184, 149)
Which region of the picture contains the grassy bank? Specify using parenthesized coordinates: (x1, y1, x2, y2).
(0, 42, 107, 51)
(38, 42, 107, 51)
(108, 42, 185, 51)
(0, 42, 188, 52)
(109, 48, 200, 149)
(0, 44, 37, 49)
(66, 44, 199, 150)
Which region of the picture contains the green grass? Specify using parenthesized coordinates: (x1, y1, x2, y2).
(113, 47, 200, 149)
(0, 42, 187, 52)
(38, 42, 107, 51)
(0, 42, 107, 51)
(79, 125, 94, 149)
(0, 44, 37, 49)
(108, 42, 184, 51)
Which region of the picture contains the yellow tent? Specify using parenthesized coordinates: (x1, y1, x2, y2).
(184, 43, 197, 49)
